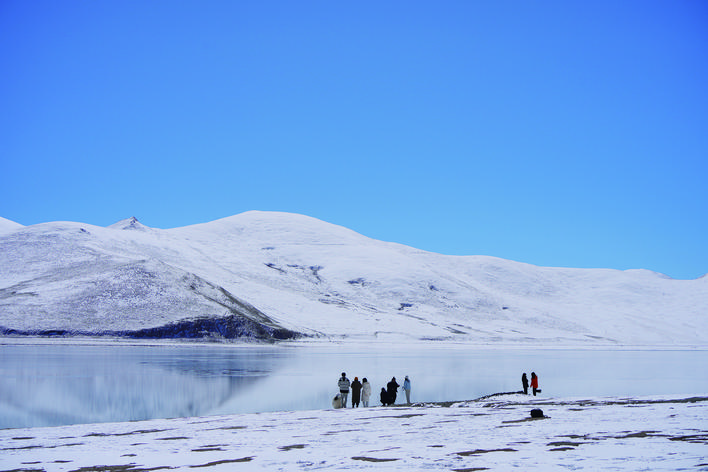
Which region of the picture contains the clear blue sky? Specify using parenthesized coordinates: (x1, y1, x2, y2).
(1, 1, 707, 279)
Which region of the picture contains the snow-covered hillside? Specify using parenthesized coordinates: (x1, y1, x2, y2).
(0, 211, 706, 344)
(0, 216, 23, 235)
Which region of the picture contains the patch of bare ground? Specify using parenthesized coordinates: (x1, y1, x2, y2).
(279, 444, 307, 451)
(547, 441, 583, 447)
(0, 468, 46, 472)
(188, 457, 253, 468)
(67, 466, 173, 472)
(668, 433, 708, 444)
(323, 429, 361, 435)
(351, 456, 398, 462)
(455, 448, 517, 456)
(2, 442, 84, 451)
(616, 430, 664, 439)
(500, 417, 548, 425)
(83, 429, 170, 438)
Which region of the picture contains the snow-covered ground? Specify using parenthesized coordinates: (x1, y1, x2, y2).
(1, 211, 706, 345)
(2, 394, 706, 471)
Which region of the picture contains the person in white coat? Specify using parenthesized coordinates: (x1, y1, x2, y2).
(361, 378, 372, 407)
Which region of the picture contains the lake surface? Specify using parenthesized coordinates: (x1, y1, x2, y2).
(1, 341, 706, 428)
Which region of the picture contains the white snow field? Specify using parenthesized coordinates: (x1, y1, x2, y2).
(1, 211, 706, 345)
(0, 216, 23, 235)
(1, 394, 706, 471)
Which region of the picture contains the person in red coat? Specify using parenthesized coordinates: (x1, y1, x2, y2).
(531, 372, 539, 396)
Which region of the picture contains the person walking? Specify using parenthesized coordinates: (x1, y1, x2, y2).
(531, 372, 539, 396)
(522, 373, 529, 395)
(351, 377, 362, 407)
(338, 372, 351, 407)
(403, 376, 411, 404)
(386, 377, 400, 405)
(361, 378, 372, 407)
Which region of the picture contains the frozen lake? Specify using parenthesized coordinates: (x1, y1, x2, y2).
(1, 341, 707, 428)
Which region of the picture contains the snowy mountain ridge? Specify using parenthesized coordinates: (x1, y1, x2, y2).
(0, 216, 23, 235)
(0, 211, 706, 344)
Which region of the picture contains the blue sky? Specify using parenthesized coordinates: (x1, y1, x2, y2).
(1, 1, 706, 279)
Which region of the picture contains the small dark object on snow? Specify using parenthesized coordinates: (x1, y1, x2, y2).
(530, 409, 544, 418)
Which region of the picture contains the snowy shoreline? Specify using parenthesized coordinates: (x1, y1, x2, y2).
(2, 335, 707, 351)
(2, 394, 706, 471)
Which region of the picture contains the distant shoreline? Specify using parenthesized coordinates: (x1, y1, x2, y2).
(2, 335, 707, 351)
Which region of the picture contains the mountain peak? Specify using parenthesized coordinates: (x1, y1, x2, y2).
(108, 216, 148, 231)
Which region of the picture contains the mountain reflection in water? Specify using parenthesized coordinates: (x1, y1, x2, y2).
(1, 342, 707, 429)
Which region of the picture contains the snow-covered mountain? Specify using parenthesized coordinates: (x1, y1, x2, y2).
(0, 216, 23, 235)
(1, 211, 706, 344)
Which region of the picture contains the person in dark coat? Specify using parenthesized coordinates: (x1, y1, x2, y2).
(380, 387, 389, 406)
(386, 377, 400, 405)
(522, 373, 529, 395)
(350, 377, 363, 407)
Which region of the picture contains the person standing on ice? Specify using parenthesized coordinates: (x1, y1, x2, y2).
(338, 372, 351, 407)
(531, 372, 539, 396)
(522, 373, 529, 395)
(350, 377, 362, 407)
(403, 376, 411, 404)
(387, 377, 400, 404)
(361, 378, 372, 407)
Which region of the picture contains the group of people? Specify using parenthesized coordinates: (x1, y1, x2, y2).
(335, 373, 411, 408)
(335, 373, 371, 408)
(334, 371, 538, 409)
(521, 372, 540, 396)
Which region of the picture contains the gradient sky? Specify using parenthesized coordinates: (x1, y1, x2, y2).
(1, 1, 707, 279)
